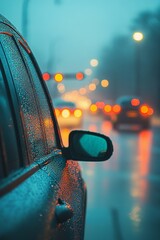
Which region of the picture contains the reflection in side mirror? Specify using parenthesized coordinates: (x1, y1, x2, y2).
(64, 130, 113, 161)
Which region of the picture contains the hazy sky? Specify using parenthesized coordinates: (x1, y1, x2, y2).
(1, 0, 160, 74)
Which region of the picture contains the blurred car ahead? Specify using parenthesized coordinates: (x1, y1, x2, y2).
(0, 14, 113, 240)
(111, 96, 154, 130)
(54, 99, 83, 128)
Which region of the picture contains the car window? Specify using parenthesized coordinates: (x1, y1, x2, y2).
(19, 42, 57, 152)
(0, 142, 4, 179)
(0, 69, 5, 179)
(1, 34, 48, 162)
(0, 65, 20, 177)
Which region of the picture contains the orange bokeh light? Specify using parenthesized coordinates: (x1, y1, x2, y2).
(104, 104, 112, 113)
(113, 104, 121, 113)
(140, 105, 149, 114)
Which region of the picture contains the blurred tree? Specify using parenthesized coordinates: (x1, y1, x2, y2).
(97, 7, 160, 113)
(131, 8, 160, 112)
(97, 35, 134, 101)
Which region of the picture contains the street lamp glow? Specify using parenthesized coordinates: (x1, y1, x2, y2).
(85, 68, 92, 76)
(89, 83, 96, 91)
(101, 79, 109, 88)
(132, 32, 144, 96)
(133, 32, 144, 42)
(57, 83, 65, 93)
(79, 88, 87, 95)
(90, 59, 99, 67)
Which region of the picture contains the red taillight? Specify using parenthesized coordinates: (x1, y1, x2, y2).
(131, 98, 140, 106)
(96, 101, 105, 109)
(113, 104, 121, 114)
(42, 72, 50, 81)
(148, 107, 154, 116)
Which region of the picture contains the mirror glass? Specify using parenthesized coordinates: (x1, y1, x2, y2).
(71, 132, 108, 159)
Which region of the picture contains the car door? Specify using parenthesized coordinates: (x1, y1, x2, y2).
(0, 18, 86, 240)
(16, 33, 86, 240)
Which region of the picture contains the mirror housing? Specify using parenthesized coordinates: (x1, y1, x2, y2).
(63, 130, 113, 161)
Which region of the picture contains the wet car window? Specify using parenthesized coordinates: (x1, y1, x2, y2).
(0, 69, 6, 179)
(19, 44, 57, 152)
(0, 34, 46, 161)
(0, 143, 4, 179)
(0, 66, 20, 175)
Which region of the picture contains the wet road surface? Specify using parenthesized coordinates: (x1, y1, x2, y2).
(60, 115, 160, 240)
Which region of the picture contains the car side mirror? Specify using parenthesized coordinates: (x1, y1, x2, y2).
(63, 130, 113, 161)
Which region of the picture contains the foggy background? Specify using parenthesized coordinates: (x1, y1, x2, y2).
(1, 2, 160, 240)
(1, 0, 160, 110)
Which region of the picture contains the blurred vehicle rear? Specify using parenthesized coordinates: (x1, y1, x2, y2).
(54, 99, 83, 128)
(111, 96, 154, 130)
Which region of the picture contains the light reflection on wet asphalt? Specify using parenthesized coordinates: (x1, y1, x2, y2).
(60, 115, 160, 240)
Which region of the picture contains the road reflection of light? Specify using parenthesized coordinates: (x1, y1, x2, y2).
(88, 124, 97, 132)
(88, 120, 112, 136)
(84, 162, 96, 177)
(131, 130, 153, 194)
(101, 121, 112, 135)
(138, 130, 153, 176)
(60, 128, 71, 147)
(130, 130, 153, 227)
(85, 169, 94, 176)
(129, 205, 141, 224)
